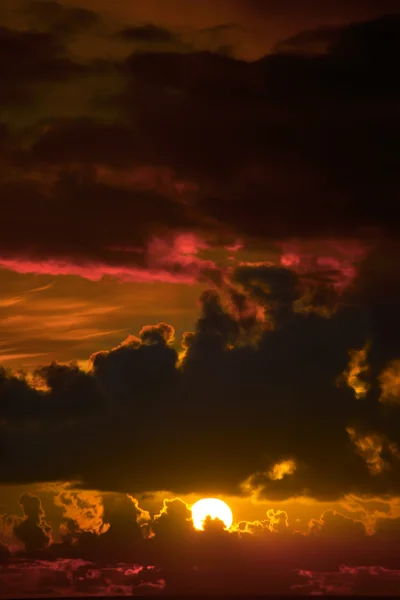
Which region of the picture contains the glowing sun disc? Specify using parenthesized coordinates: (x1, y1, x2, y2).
(191, 498, 233, 530)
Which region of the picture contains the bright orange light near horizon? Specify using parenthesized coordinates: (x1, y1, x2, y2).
(191, 498, 233, 531)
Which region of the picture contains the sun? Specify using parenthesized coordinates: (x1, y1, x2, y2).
(191, 498, 233, 531)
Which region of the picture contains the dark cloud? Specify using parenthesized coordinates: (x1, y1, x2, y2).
(23, 1, 99, 36)
(0, 26, 86, 100)
(274, 13, 400, 57)
(35, 362, 107, 415)
(0, 167, 195, 272)
(113, 14, 399, 240)
(0, 541, 10, 562)
(0, 363, 105, 422)
(273, 25, 342, 54)
(309, 509, 366, 538)
(14, 493, 51, 554)
(0, 261, 400, 500)
(30, 118, 138, 167)
(116, 24, 180, 45)
(0, 14, 398, 270)
(330, 13, 400, 60)
(0, 20, 96, 114)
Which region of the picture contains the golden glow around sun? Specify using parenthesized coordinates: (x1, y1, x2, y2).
(191, 498, 233, 530)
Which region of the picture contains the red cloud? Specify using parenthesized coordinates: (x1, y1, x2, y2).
(293, 565, 400, 595)
(0, 233, 220, 285)
(0, 257, 195, 283)
(280, 239, 368, 294)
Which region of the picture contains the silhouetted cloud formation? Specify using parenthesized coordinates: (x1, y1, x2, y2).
(0, 265, 399, 500)
(14, 493, 51, 553)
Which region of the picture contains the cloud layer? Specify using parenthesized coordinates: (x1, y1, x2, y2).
(1, 491, 400, 596)
(0, 11, 399, 280)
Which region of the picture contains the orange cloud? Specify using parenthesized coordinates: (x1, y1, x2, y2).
(379, 359, 400, 405)
(55, 489, 107, 535)
(347, 428, 400, 475)
(340, 343, 370, 399)
(266, 509, 290, 533)
(269, 459, 296, 481)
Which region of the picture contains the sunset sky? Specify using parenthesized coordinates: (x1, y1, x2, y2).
(1, 0, 400, 596)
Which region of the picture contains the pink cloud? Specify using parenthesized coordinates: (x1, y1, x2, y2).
(147, 232, 220, 282)
(0, 233, 220, 285)
(224, 240, 244, 253)
(148, 233, 210, 268)
(293, 565, 400, 596)
(0, 559, 164, 598)
(280, 239, 369, 294)
(0, 257, 196, 284)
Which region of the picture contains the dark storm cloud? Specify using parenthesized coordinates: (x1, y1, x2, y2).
(114, 14, 400, 240)
(0, 170, 196, 274)
(0, 13, 398, 269)
(0, 261, 400, 500)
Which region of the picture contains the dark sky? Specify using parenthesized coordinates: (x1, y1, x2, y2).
(0, 0, 400, 596)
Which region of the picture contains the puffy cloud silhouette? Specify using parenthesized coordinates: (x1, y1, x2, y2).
(309, 510, 366, 539)
(13, 494, 51, 554)
(151, 498, 193, 541)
